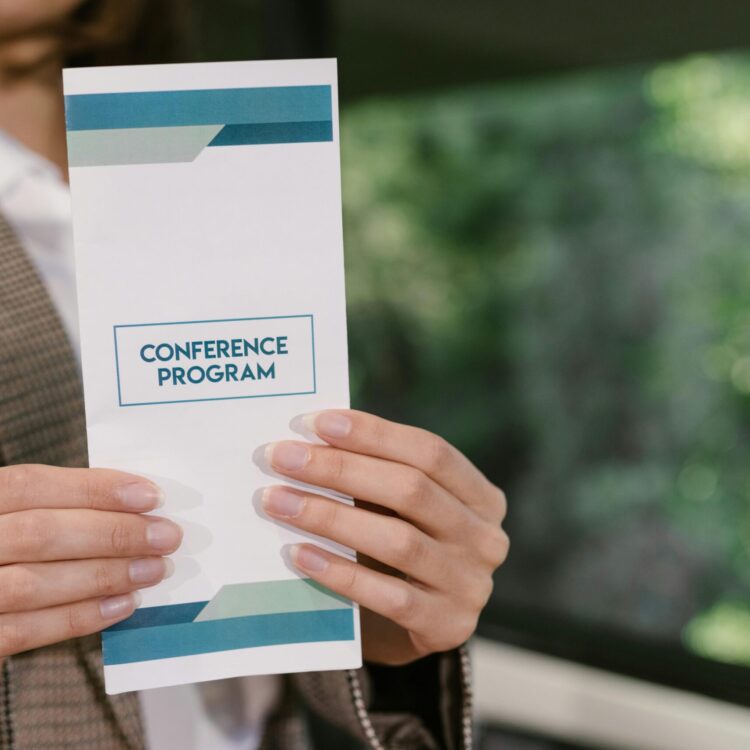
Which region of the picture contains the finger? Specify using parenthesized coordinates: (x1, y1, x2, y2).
(263, 486, 458, 589)
(0, 592, 140, 658)
(302, 410, 505, 521)
(0, 464, 163, 515)
(265, 442, 470, 537)
(0, 509, 183, 564)
(289, 543, 432, 634)
(0, 557, 173, 613)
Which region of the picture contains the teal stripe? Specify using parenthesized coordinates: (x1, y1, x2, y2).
(65, 85, 332, 131)
(207, 121, 332, 147)
(67, 125, 222, 167)
(102, 608, 354, 664)
(194, 579, 350, 622)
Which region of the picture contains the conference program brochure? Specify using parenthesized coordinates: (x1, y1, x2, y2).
(63, 58, 360, 694)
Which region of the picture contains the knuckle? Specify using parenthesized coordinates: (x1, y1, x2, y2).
(401, 469, 430, 505)
(469, 576, 494, 610)
(371, 417, 388, 453)
(0, 568, 33, 611)
(456, 613, 479, 644)
(65, 604, 85, 638)
(387, 584, 418, 623)
(109, 520, 134, 555)
(482, 524, 510, 567)
(0, 620, 26, 656)
(481, 575, 495, 605)
(0, 464, 37, 508)
(316, 499, 341, 536)
(494, 486, 508, 520)
(423, 433, 451, 474)
(442, 613, 479, 648)
(499, 528, 510, 561)
(94, 562, 118, 596)
(12, 510, 51, 556)
(337, 562, 359, 595)
(390, 524, 426, 566)
(81, 472, 101, 510)
(321, 448, 346, 484)
(496, 527, 511, 565)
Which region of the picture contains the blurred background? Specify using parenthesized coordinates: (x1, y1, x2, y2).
(184, 2, 750, 747)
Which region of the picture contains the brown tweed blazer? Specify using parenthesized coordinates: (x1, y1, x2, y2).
(0, 214, 472, 750)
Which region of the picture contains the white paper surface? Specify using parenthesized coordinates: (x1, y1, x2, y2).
(63, 58, 361, 694)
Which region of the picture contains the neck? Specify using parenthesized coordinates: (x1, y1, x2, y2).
(0, 56, 67, 177)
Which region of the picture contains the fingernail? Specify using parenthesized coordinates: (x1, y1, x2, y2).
(129, 557, 169, 584)
(146, 518, 183, 551)
(292, 544, 329, 572)
(304, 411, 352, 439)
(99, 591, 140, 620)
(116, 481, 164, 511)
(266, 442, 310, 471)
(263, 487, 305, 518)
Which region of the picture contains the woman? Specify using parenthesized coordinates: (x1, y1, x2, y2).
(0, 2, 508, 748)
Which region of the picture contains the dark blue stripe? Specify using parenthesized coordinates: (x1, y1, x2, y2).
(65, 86, 332, 131)
(106, 601, 209, 631)
(102, 608, 354, 664)
(207, 120, 332, 146)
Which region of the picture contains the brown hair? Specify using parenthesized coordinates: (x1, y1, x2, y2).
(62, 0, 192, 69)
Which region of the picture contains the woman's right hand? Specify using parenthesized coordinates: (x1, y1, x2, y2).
(0, 464, 181, 660)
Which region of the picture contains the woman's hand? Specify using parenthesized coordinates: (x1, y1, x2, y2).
(262, 410, 508, 665)
(0, 465, 181, 659)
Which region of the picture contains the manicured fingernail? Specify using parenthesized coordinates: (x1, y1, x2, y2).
(116, 481, 164, 511)
(266, 442, 310, 471)
(304, 411, 352, 439)
(99, 591, 140, 620)
(263, 487, 305, 518)
(292, 544, 329, 572)
(129, 557, 169, 584)
(146, 518, 183, 551)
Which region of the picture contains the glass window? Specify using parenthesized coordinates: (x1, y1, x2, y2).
(341, 53, 750, 698)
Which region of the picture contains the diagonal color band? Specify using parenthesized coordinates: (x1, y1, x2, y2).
(208, 121, 332, 147)
(106, 601, 208, 631)
(65, 85, 332, 131)
(194, 579, 351, 622)
(67, 125, 222, 167)
(102, 608, 355, 664)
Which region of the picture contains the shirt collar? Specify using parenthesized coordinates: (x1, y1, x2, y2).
(0, 129, 62, 199)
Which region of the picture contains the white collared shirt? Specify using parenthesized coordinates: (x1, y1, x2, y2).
(0, 129, 279, 750)
(0, 130, 80, 353)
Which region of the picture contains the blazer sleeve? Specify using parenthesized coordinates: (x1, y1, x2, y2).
(291, 645, 472, 750)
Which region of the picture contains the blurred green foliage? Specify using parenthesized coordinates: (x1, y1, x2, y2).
(685, 600, 750, 666)
(340, 54, 750, 666)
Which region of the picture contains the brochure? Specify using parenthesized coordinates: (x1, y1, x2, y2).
(63, 58, 360, 694)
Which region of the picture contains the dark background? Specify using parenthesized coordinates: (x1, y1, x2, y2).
(191, 0, 750, 98)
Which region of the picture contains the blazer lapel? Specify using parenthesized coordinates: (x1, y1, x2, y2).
(0, 213, 144, 749)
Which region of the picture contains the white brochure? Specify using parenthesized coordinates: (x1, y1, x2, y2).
(63, 58, 360, 694)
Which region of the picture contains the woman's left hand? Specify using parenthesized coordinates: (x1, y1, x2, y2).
(262, 410, 509, 665)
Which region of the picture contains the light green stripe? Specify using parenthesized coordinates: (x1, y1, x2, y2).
(67, 125, 222, 167)
(194, 579, 351, 622)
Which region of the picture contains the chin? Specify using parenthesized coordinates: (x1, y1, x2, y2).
(0, 35, 62, 78)
(0, 0, 84, 40)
